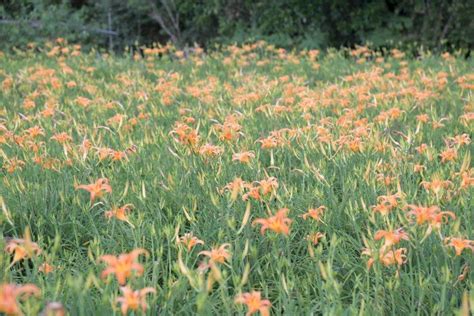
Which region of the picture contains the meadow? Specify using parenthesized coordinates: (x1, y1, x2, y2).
(0, 41, 473, 315)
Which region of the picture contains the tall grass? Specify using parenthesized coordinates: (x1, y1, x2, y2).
(0, 42, 473, 315)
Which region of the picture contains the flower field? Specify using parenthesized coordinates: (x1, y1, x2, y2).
(0, 41, 473, 315)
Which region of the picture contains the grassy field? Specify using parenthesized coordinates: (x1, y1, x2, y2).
(0, 41, 473, 315)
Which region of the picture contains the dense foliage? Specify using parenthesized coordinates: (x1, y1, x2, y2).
(1, 0, 473, 52)
(0, 41, 473, 315)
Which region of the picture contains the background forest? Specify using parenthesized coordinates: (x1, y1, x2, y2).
(1, 0, 473, 52)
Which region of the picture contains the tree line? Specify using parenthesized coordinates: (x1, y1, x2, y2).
(1, 0, 473, 52)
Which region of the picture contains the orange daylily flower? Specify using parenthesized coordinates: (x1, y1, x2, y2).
(235, 291, 271, 316)
(306, 232, 325, 245)
(76, 96, 91, 107)
(415, 143, 428, 154)
(374, 228, 409, 248)
(362, 247, 407, 269)
(38, 263, 55, 274)
(406, 204, 439, 225)
(440, 147, 457, 163)
(431, 119, 445, 131)
(75, 178, 112, 203)
(105, 204, 134, 225)
(253, 208, 292, 236)
(50, 132, 72, 144)
(232, 151, 255, 164)
(242, 177, 279, 201)
(223, 178, 248, 201)
(116, 286, 156, 315)
(457, 169, 474, 189)
(371, 193, 401, 216)
(413, 164, 425, 173)
(5, 234, 42, 265)
(448, 133, 471, 146)
(25, 140, 44, 153)
(300, 206, 326, 221)
(170, 122, 200, 146)
(258, 136, 278, 149)
(107, 113, 126, 126)
(177, 233, 204, 251)
(242, 186, 262, 201)
(66, 80, 77, 88)
(24, 126, 44, 138)
(257, 177, 279, 196)
(405, 204, 456, 234)
(0, 283, 41, 316)
(199, 243, 231, 265)
(406, 204, 455, 225)
(348, 137, 363, 152)
(315, 126, 332, 144)
(199, 143, 224, 157)
(445, 237, 474, 256)
(40, 105, 56, 118)
(421, 178, 452, 195)
(380, 248, 407, 267)
(99, 249, 148, 285)
(431, 211, 456, 231)
(110, 150, 128, 161)
(214, 115, 242, 141)
(223, 178, 248, 192)
(3, 158, 26, 174)
(416, 114, 429, 123)
(95, 147, 113, 161)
